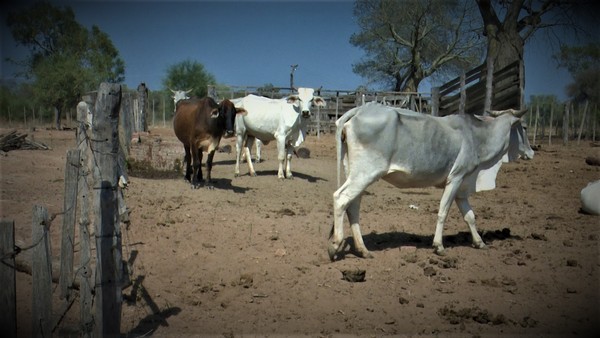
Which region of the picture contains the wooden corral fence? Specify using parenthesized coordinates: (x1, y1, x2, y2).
(431, 60, 524, 116)
(0, 82, 128, 337)
(207, 84, 431, 137)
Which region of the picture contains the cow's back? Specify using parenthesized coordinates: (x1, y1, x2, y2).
(236, 95, 300, 142)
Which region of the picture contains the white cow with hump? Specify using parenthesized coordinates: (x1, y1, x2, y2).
(233, 88, 326, 179)
(329, 102, 534, 260)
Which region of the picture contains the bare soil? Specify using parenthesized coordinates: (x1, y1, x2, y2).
(1, 126, 599, 337)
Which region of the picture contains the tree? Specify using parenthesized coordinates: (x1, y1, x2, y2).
(6, 1, 125, 129)
(162, 59, 216, 100)
(555, 43, 600, 104)
(350, 0, 484, 92)
(475, 0, 597, 72)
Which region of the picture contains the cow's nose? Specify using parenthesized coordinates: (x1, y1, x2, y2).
(302, 111, 311, 118)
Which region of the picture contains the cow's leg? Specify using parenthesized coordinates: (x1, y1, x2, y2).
(285, 146, 293, 179)
(205, 150, 216, 189)
(183, 145, 192, 182)
(329, 173, 378, 260)
(244, 137, 257, 176)
(234, 134, 244, 177)
(432, 180, 462, 255)
(190, 146, 201, 189)
(455, 197, 486, 249)
(347, 195, 373, 258)
(276, 137, 287, 179)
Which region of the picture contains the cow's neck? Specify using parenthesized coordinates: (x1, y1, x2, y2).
(473, 115, 513, 167)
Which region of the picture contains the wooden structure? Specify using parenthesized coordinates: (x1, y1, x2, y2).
(431, 60, 524, 116)
(0, 83, 125, 337)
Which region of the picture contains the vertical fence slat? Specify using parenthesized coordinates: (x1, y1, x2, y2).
(76, 104, 94, 336)
(0, 219, 17, 338)
(92, 83, 123, 337)
(31, 205, 52, 337)
(59, 149, 80, 300)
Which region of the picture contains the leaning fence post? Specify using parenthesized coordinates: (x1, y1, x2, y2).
(0, 219, 17, 338)
(459, 72, 466, 114)
(31, 205, 52, 338)
(59, 149, 80, 301)
(91, 82, 123, 337)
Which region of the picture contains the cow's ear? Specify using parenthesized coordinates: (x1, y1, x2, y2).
(313, 96, 327, 108)
(210, 108, 220, 119)
(236, 108, 248, 116)
(287, 95, 299, 105)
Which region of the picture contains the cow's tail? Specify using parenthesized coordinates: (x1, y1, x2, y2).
(335, 106, 360, 188)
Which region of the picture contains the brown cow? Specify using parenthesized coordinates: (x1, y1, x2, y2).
(173, 97, 236, 189)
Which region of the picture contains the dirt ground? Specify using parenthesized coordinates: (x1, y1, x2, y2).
(1, 126, 599, 337)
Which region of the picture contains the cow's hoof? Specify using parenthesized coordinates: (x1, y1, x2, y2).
(328, 247, 338, 261)
(358, 251, 374, 259)
(433, 246, 446, 256)
(473, 242, 487, 250)
(205, 184, 215, 190)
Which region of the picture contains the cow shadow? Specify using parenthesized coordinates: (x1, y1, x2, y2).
(209, 178, 251, 193)
(336, 227, 522, 258)
(252, 170, 326, 183)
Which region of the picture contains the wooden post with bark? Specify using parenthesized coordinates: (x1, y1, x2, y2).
(59, 149, 80, 301)
(577, 100, 589, 144)
(459, 72, 466, 115)
(91, 83, 123, 337)
(31, 205, 52, 337)
(0, 219, 17, 338)
(563, 103, 570, 146)
(431, 87, 440, 116)
(76, 100, 94, 337)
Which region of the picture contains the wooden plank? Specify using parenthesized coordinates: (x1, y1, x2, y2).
(59, 149, 80, 300)
(77, 108, 94, 338)
(0, 219, 17, 338)
(31, 205, 52, 337)
(91, 82, 123, 337)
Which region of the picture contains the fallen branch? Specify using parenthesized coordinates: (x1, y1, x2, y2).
(0, 130, 49, 151)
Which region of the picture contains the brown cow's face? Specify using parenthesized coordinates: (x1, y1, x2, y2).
(219, 99, 236, 137)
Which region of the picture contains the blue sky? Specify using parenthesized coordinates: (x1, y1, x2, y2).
(1, 0, 596, 101)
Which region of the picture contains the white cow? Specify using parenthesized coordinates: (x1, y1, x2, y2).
(233, 88, 326, 179)
(329, 102, 534, 260)
(581, 180, 600, 215)
(170, 89, 192, 111)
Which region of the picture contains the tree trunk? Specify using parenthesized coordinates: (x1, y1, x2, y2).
(54, 106, 62, 130)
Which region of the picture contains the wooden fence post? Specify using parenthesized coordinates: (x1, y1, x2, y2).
(0, 219, 17, 338)
(76, 105, 94, 337)
(563, 103, 570, 146)
(59, 149, 80, 301)
(548, 104, 554, 145)
(577, 100, 589, 144)
(459, 72, 466, 114)
(31, 205, 52, 338)
(484, 58, 494, 115)
(431, 87, 440, 116)
(91, 83, 123, 337)
(533, 105, 540, 145)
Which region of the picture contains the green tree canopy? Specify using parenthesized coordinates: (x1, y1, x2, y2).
(350, 0, 484, 92)
(162, 59, 216, 100)
(6, 1, 125, 129)
(555, 43, 600, 104)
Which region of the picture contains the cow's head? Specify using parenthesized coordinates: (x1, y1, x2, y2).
(170, 88, 192, 111)
(218, 99, 237, 137)
(487, 108, 534, 161)
(287, 87, 326, 118)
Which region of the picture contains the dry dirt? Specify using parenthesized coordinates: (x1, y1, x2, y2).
(1, 126, 599, 337)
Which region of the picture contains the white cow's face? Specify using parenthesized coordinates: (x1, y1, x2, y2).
(171, 89, 192, 111)
(287, 87, 326, 118)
